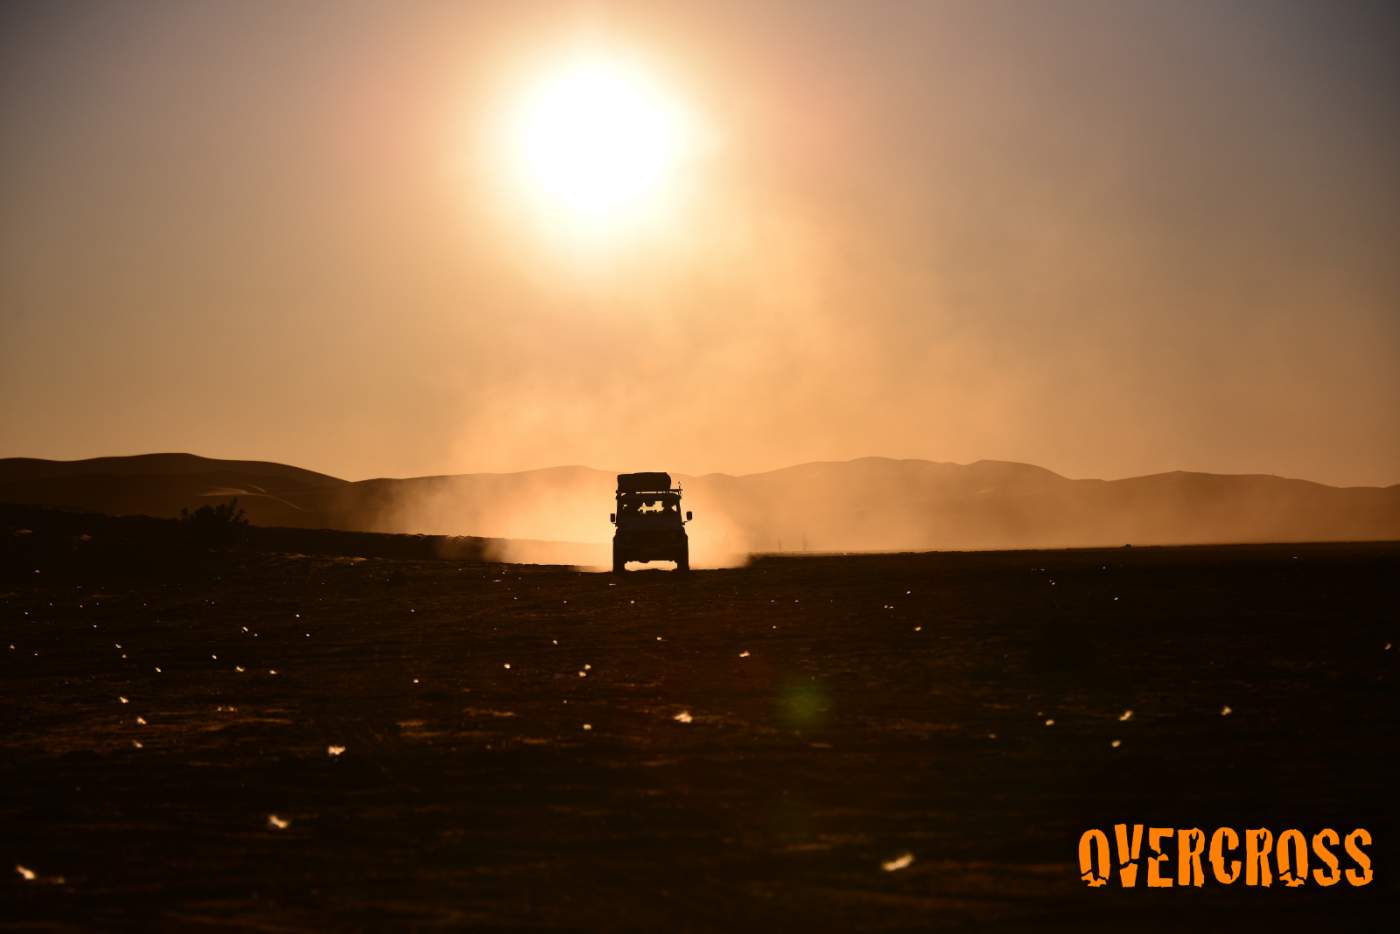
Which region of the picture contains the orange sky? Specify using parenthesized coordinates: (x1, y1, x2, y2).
(2, 1, 1398, 486)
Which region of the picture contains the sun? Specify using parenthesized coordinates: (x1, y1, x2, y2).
(505, 53, 698, 239)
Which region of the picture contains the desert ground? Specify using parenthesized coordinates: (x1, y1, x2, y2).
(2, 515, 1396, 930)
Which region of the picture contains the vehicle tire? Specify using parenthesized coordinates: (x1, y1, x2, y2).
(676, 543, 690, 573)
(612, 540, 625, 574)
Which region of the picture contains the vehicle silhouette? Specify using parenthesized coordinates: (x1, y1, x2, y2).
(610, 472, 691, 573)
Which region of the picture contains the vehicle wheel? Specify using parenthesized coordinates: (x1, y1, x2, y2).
(676, 545, 690, 573)
(612, 541, 625, 574)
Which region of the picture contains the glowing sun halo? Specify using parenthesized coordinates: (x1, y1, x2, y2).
(506, 54, 697, 238)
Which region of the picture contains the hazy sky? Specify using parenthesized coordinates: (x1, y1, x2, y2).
(3, 0, 1398, 485)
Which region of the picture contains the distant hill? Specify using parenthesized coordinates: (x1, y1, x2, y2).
(2, 453, 1397, 555)
(687, 458, 1400, 552)
(0, 454, 347, 528)
(0, 453, 342, 486)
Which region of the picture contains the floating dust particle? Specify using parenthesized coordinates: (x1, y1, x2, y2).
(267, 815, 290, 830)
(16, 865, 36, 881)
(882, 853, 914, 872)
(1220, 705, 1233, 717)
(1111, 739, 1122, 748)
(738, 650, 751, 658)
(674, 711, 693, 724)
(1119, 709, 1134, 721)
(327, 745, 346, 757)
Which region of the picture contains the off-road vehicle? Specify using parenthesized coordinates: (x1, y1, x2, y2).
(610, 472, 691, 573)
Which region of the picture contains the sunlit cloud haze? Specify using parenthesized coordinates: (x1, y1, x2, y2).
(2, 0, 1398, 487)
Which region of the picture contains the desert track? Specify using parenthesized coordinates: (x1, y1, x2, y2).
(3, 542, 1397, 930)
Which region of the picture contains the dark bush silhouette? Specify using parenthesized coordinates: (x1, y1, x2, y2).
(180, 498, 249, 547)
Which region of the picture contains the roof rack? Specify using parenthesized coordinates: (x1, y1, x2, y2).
(616, 471, 676, 494)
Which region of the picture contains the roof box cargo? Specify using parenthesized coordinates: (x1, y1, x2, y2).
(617, 472, 673, 493)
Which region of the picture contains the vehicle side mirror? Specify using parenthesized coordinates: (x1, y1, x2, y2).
(686, 511, 693, 521)
(609, 513, 616, 523)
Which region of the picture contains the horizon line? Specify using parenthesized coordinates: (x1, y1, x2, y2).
(2, 450, 1396, 492)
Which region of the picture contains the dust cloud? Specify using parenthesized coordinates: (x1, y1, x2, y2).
(348, 467, 753, 569)
(333, 457, 1400, 566)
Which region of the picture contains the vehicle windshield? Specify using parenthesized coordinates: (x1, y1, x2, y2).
(617, 493, 683, 525)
